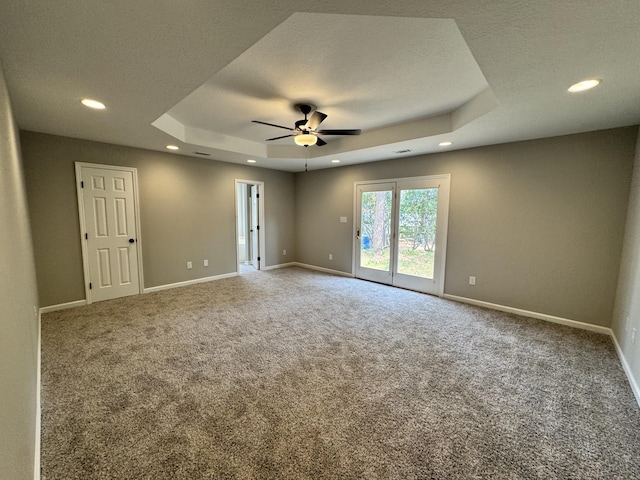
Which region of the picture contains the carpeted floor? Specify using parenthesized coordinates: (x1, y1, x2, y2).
(41, 267, 640, 479)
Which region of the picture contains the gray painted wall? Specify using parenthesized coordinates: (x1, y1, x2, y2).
(295, 128, 637, 327)
(20, 127, 638, 326)
(0, 65, 39, 479)
(21, 132, 296, 307)
(612, 126, 640, 397)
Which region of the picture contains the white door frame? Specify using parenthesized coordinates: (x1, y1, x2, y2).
(75, 162, 144, 304)
(352, 174, 451, 296)
(353, 182, 397, 285)
(250, 185, 260, 269)
(235, 179, 266, 271)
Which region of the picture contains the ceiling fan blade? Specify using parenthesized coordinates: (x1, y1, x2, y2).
(266, 134, 295, 141)
(252, 120, 295, 131)
(304, 111, 327, 130)
(316, 137, 327, 146)
(316, 129, 361, 136)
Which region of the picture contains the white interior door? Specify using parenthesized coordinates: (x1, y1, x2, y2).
(78, 164, 141, 302)
(355, 175, 450, 296)
(250, 184, 260, 269)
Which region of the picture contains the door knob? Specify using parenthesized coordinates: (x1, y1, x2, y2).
(129, 238, 135, 243)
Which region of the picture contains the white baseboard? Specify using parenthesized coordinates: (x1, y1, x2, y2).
(293, 262, 354, 278)
(34, 307, 41, 480)
(39, 299, 87, 314)
(443, 294, 612, 335)
(610, 332, 640, 408)
(262, 262, 297, 271)
(143, 272, 238, 294)
(41, 272, 244, 309)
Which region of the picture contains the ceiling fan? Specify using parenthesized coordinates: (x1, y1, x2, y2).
(252, 104, 361, 146)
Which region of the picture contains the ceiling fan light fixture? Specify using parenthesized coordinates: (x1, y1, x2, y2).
(81, 98, 106, 110)
(253, 104, 360, 147)
(295, 133, 318, 147)
(568, 79, 601, 93)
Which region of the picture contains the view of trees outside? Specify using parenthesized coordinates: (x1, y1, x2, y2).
(360, 188, 438, 278)
(397, 188, 438, 278)
(360, 190, 392, 271)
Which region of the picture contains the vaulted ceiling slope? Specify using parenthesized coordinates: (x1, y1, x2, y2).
(1, 1, 639, 172)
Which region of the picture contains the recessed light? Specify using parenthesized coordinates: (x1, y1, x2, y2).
(247, 159, 257, 164)
(439, 141, 453, 147)
(331, 159, 340, 163)
(568, 79, 601, 93)
(166, 145, 179, 151)
(81, 98, 106, 110)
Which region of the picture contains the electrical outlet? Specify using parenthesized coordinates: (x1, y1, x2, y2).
(187, 261, 192, 269)
(203, 259, 208, 267)
(469, 276, 476, 286)
(340, 216, 347, 223)
(329, 254, 333, 260)
(633, 328, 637, 344)
(283, 249, 286, 256)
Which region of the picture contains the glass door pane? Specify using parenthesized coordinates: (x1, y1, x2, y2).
(355, 183, 395, 285)
(360, 190, 392, 271)
(397, 188, 438, 279)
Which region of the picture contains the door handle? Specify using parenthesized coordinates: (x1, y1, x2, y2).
(129, 238, 135, 244)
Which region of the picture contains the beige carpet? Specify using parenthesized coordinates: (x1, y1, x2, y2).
(41, 267, 640, 479)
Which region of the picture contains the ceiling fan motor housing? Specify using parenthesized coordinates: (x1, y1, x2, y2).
(296, 103, 315, 116)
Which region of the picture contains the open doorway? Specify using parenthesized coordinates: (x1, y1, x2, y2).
(235, 180, 265, 274)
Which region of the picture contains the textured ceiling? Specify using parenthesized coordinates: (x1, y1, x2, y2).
(154, 13, 492, 164)
(1, 1, 639, 171)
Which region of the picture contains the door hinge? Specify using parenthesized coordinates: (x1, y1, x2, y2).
(257, 256, 261, 261)
(81, 181, 84, 188)
(85, 233, 88, 240)
(256, 193, 260, 198)
(89, 282, 92, 290)
(257, 225, 260, 230)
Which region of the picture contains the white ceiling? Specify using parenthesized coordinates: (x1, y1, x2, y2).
(1, 1, 639, 172)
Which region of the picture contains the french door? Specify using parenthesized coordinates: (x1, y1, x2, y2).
(354, 175, 450, 296)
